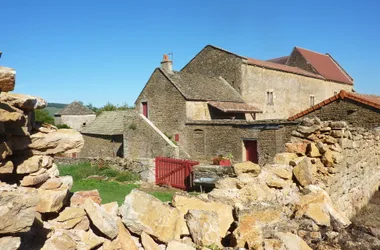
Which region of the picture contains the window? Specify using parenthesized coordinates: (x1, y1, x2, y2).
(142, 102, 148, 118)
(309, 95, 315, 107)
(267, 91, 274, 105)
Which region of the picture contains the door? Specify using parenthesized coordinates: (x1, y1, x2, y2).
(142, 102, 148, 118)
(243, 140, 258, 164)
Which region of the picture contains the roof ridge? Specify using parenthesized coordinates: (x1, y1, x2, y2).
(326, 53, 354, 82)
(295, 46, 328, 56)
(206, 45, 248, 59)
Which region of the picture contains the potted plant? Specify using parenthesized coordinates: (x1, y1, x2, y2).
(212, 153, 233, 166)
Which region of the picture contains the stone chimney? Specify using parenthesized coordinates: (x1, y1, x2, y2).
(160, 54, 173, 73)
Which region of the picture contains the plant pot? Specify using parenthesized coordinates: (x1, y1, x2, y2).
(219, 159, 231, 166)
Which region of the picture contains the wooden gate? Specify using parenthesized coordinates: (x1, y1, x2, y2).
(155, 157, 199, 190)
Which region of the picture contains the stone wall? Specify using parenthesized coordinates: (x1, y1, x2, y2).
(55, 114, 96, 131)
(299, 98, 380, 129)
(79, 134, 123, 158)
(287, 117, 380, 219)
(241, 64, 353, 120)
(124, 114, 179, 159)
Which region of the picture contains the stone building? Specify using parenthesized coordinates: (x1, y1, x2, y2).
(289, 90, 380, 129)
(79, 111, 133, 157)
(54, 101, 96, 131)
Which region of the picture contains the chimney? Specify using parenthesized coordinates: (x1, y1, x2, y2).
(160, 54, 173, 73)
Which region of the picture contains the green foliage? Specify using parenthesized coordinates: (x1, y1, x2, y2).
(56, 124, 71, 129)
(35, 109, 54, 124)
(147, 191, 174, 202)
(114, 172, 140, 182)
(128, 123, 137, 130)
(47, 103, 67, 109)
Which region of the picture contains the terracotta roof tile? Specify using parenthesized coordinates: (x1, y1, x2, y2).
(295, 47, 353, 85)
(266, 56, 289, 65)
(288, 90, 380, 120)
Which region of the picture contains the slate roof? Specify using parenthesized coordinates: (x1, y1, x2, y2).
(57, 101, 95, 115)
(161, 69, 244, 103)
(81, 110, 136, 135)
(208, 101, 262, 113)
(288, 90, 380, 120)
(295, 47, 353, 85)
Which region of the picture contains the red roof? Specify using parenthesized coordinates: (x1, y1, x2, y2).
(246, 58, 325, 80)
(295, 47, 353, 85)
(288, 90, 380, 120)
(266, 56, 289, 65)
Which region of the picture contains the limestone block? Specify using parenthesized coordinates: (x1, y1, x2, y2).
(185, 210, 221, 247)
(297, 125, 321, 135)
(275, 232, 312, 250)
(41, 230, 77, 250)
(293, 158, 315, 187)
(0, 160, 14, 174)
(77, 229, 105, 249)
(70, 189, 102, 207)
(57, 207, 86, 222)
(141, 232, 160, 250)
(274, 153, 298, 165)
(20, 173, 49, 186)
(119, 189, 181, 243)
(0, 236, 21, 250)
(15, 155, 54, 174)
(40, 177, 63, 189)
(36, 187, 69, 213)
(167, 241, 196, 250)
(115, 218, 139, 250)
(321, 150, 334, 168)
(83, 198, 118, 239)
(233, 161, 261, 177)
(285, 142, 308, 155)
(0, 140, 12, 161)
(0, 92, 47, 110)
(306, 143, 321, 157)
(172, 193, 233, 238)
(269, 164, 293, 180)
(0, 66, 15, 92)
(0, 109, 23, 122)
(0, 189, 38, 234)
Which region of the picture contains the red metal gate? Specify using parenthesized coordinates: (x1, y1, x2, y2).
(155, 157, 199, 190)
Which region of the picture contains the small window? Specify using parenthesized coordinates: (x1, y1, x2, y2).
(267, 91, 274, 105)
(83, 122, 86, 126)
(175, 134, 180, 142)
(309, 95, 315, 107)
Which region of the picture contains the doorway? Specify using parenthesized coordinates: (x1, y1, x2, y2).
(243, 140, 258, 164)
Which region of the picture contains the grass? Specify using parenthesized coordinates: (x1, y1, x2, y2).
(58, 162, 175, 205)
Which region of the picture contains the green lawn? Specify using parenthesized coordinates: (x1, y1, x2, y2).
(58, 162, 174, 205)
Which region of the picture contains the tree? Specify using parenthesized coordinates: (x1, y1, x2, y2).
(35, 109, 54, 124)
(90, 102, 134, 116)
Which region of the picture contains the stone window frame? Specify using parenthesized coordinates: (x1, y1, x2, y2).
(267, 90, 274, 105)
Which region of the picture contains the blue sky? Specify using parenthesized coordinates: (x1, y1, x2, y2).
(1, 0, 379, 107)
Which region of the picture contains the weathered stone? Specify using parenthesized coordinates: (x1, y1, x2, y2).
(0, 92, 47, 110)
(0, 189, 37, 233)
(297, 125, 321, 135)
(331, 129, 344, 138)
(233, 161, 261, 177)
(293, 158, 315, 187)
(285, 142, 308, 155)
(185, 210, 221, 247)
(263, 238, 285, 250)
(321, 150, 334, 168)
(214, 177, 238, 189)
(40, 177, 63, 189)
(15, 155, 53, 174)
(0, 236, 21, 250)
(41, 230, 77, 250)
(74, 215, 90, 231)
(275, 232, 312, 250)
(0, 109, 23, 122)
(47, 163, 60, 177)
(60, 175, 73, 189)
(306, 143, 321, 157)
(289, 156, 306, 167)
(141, 232, 160, 250)
(115, 218, 139, 250)
(36, 187, 69, 213)
(0, 160, 14, 174)
(274, 153, 298, 165)
(330, 121, 347, 129)
(172, 193, 233, 238)
(29, 129, 84, 155)
(57, 207, 86, 222)
(83, 198, 118, 239)
(270, 164, 293, 180)
(70, 189, 102, 207)
(102, 201, 119, 218)
(266, 173, 289, 189)
(0, 66, 15, 92)
(20, 173, 50, 186)
(331, 151, 344, 164)
(119, 189, 181, 243)
(77, 229, 105, 250)
(167, 241, 196, 250)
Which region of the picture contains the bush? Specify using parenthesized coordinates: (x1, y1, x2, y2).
(56, 124, 71, 129)
(35, 109, 54, 124)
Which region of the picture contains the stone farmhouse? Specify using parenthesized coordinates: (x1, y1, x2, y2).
(134, 45, 355, 164)
(289, 90, 380, 129)
(54, 101, 96, 131)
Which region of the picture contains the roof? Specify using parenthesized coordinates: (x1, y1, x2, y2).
(294, 47, 353, 85)
(57, 101, 95, 115)
(208, 101, 262, 113)
(266, 56, 289, 64)
(161, 69, 244, 102)
(288, 90, 380, 120)
(81, 110, 135, 135)
(191, 45, 353, 85)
